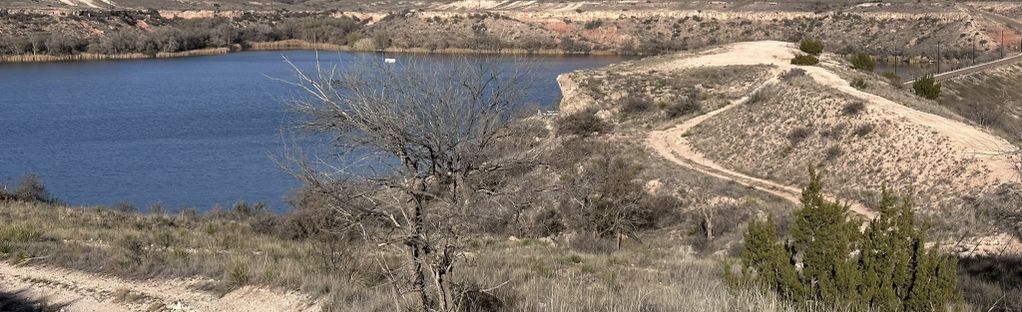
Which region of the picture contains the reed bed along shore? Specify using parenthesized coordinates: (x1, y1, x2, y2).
(0, 47, 231, 63)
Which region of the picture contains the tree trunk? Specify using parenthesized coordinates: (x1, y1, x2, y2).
(702, 208, 714, 241)
(411, 182, 434, 312)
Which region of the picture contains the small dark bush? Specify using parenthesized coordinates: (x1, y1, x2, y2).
(744, 88, 768, 104)
(1, 174, 53, 203)
(850, 77, 867, 90)
(853, 123, 875, 137)
(568, 235, 616, 255)
(790, 54, 819, 65)
(532, 209, 565, 237)
(842, 101, 866, 116)
(116, 202, 137, 214)
(663, 98, 701, 118)
(824, 145, 843, 161)
(620, 96, 651, 114)
(787, 127, 812, 145)
(636, 194, 683, 229)
(799, 39, 824, 55)
(850, 53, 875, 71)
(454, 282, 505, 312)
(583, 19, 603, 30)
(912, 74, 941, 100)
(557, 109, 609, 137)
(780, 68, 806, 80)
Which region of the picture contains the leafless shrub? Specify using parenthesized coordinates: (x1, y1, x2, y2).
(0, 174, 52, 203)
(279, 56, 532, 311)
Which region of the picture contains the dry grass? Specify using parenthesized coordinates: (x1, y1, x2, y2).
(0, 200, 373, 299)
(453, 236, 804, 312)
(0, 199, 809, 311)
(940, 63, 1022, 145)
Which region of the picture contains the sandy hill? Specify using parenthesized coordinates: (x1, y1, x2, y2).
(559, 41, 1022, 252)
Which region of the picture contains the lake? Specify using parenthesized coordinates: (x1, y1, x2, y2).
(0, 51, 623, 211)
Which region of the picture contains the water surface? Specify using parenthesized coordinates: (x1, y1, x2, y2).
(0, 51, 622, 211)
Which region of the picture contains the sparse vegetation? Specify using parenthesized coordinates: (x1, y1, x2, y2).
(913, 74, 941, 99)
(853, 123, 874, 137)
(790, 54, 819, 65)
(0, 174, 54, 203)
(850, 77, 867, 90)
(663, 98, 702, 118)
(842, 101, 866, 115)
(787, 127, 812, 145)
(558, 108, 610, 137)
(780, 68, 806, 80)
(881, 71, 900, 83)
(620, 95, 652, 114)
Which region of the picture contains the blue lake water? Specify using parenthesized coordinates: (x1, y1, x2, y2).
(0, 51, 622, 211)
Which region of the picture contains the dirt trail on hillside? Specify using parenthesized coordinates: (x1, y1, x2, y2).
(647, 72, 877, 220)
(662, 41, 1016, 184)
(0, 262, 319, 312)
(647, 40, 1017, 220)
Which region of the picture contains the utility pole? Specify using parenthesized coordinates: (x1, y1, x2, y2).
(936, 40, 941, 74)
(973, 33, 977, 65)
(997, 30, 1005, 58)
(1001, 30, 1005, 58)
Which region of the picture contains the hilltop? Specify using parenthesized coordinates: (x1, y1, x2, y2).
(559, 40, 1022, 253)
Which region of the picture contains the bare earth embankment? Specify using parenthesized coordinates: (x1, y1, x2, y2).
(559, 40, 1022, 256)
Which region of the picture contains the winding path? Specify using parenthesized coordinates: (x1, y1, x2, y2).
(645, 41, 1017, 221)
(647, 76, 877, 220)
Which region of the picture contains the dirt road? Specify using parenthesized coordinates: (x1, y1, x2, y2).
(0, 262, 319, 312)
(647, 75, 877, 220)
(646, 41, 1017, 220)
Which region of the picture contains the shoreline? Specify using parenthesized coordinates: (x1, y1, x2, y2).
(0, 40, 623, 64)
(0, 39, 978, 65)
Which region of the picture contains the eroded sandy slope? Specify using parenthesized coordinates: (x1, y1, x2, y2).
(0, 262, 319, 312)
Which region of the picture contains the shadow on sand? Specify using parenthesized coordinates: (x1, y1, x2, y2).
(0, 288, 71, 312)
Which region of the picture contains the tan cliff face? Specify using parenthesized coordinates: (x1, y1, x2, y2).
(556, 73, 595, 116)
(0, 2, 1013, 61)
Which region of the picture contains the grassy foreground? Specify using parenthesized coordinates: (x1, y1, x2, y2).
(0, 199, 813, 311)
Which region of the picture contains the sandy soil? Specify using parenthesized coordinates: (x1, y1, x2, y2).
(647, 72, 878, 221)
(647, 41, 1018, 235)
(642, 40, 1022, 255)
(0, 262, 320, 312)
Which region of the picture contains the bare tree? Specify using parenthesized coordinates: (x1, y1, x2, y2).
(281, 56, 529, 311)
